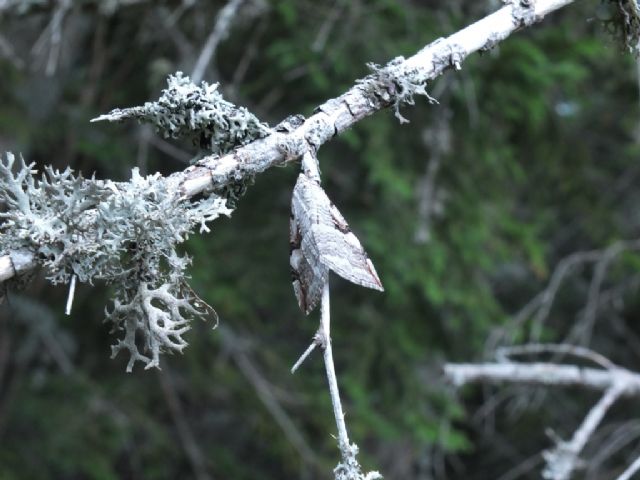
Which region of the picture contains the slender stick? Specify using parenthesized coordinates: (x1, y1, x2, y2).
(191, 0, 245, 84)
(320, 280, 350, 449)
(291, 341, 317, 373)
(543, 385, 623, 480)
(64, 273, 77, 316)
(617, 454, 640, 480)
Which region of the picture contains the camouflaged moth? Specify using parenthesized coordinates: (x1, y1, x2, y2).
(290, 173, 383, 314)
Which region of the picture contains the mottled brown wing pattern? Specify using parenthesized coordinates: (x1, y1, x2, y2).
(289, 174, 383, 313)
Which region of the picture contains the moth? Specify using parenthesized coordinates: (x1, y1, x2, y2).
(290, 174, 383, 314)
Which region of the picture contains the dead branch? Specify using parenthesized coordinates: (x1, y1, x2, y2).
(0, 0, 578, 286)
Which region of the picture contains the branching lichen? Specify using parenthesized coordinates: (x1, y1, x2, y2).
(92, 72, 272, 154)
(0, 152, 231, 370)
(106, 254, 215, 372)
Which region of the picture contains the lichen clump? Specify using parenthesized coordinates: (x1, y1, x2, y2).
(0, 153, 231, 370)
(92, 72, 272, 154)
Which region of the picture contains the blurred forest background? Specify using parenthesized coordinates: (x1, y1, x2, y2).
(1, 0, 640, 479)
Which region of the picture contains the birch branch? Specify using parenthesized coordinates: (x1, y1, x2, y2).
(0, 0, 577, 286)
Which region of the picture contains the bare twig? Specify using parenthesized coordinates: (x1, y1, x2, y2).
(586, 420, 640, 477)
(30, 0, 72, 75)
(487, 239, 640, 353)
(319, 282, 350, 449)
(291, 336, 319, 373)
(445, 361, 640, 394)
(312, 1, 342, 53)
(0, 32, 24, 69)
(542, 384, 624, 480)
(64, 273, 76, 316)
(567, 239, 640, 345)
(294, 281, 381, 479)
(414, 111, 450, 244)
(616, 454, 640, 480)
(230, 15, 268, 86)
(191, 0, 245, 84)
(495, 344, 616, 370)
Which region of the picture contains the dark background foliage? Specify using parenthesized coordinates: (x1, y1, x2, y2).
(1, 1, 640, 478)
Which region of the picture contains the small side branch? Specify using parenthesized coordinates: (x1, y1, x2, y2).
(319, 281, 350, 449)
(291, 334, 320, 373)
(617, 454, 640, 480)
(64, 273, 77, 315)
(191, 0, 245, 84)
(543, 384, 623, 480)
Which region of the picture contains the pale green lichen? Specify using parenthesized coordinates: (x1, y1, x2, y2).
(0, 152, 231, 370)
(92, 72, 272, 154)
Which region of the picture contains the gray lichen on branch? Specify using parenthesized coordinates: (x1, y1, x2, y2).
(0, 153, 231, 370)
(0, 0, 583, 370)
(92, 72, 272, 155)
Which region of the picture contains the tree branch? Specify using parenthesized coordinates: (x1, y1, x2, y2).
(444, 362, 640, 395)
(542, 384, 623, 480)
(0, 0, 578, 287)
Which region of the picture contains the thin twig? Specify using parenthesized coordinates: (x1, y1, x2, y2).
(191, 0, 245, 84)
(495, 344, 616, 370)
(311, 1, 342, 53)
(543, 384, 624, 480)
(291, 339, 318, 373)
(64, 273, 77, 316)
(616, 454, 640, 480)
(319, 281, 350, 449)
(567, 239, 640, 346)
